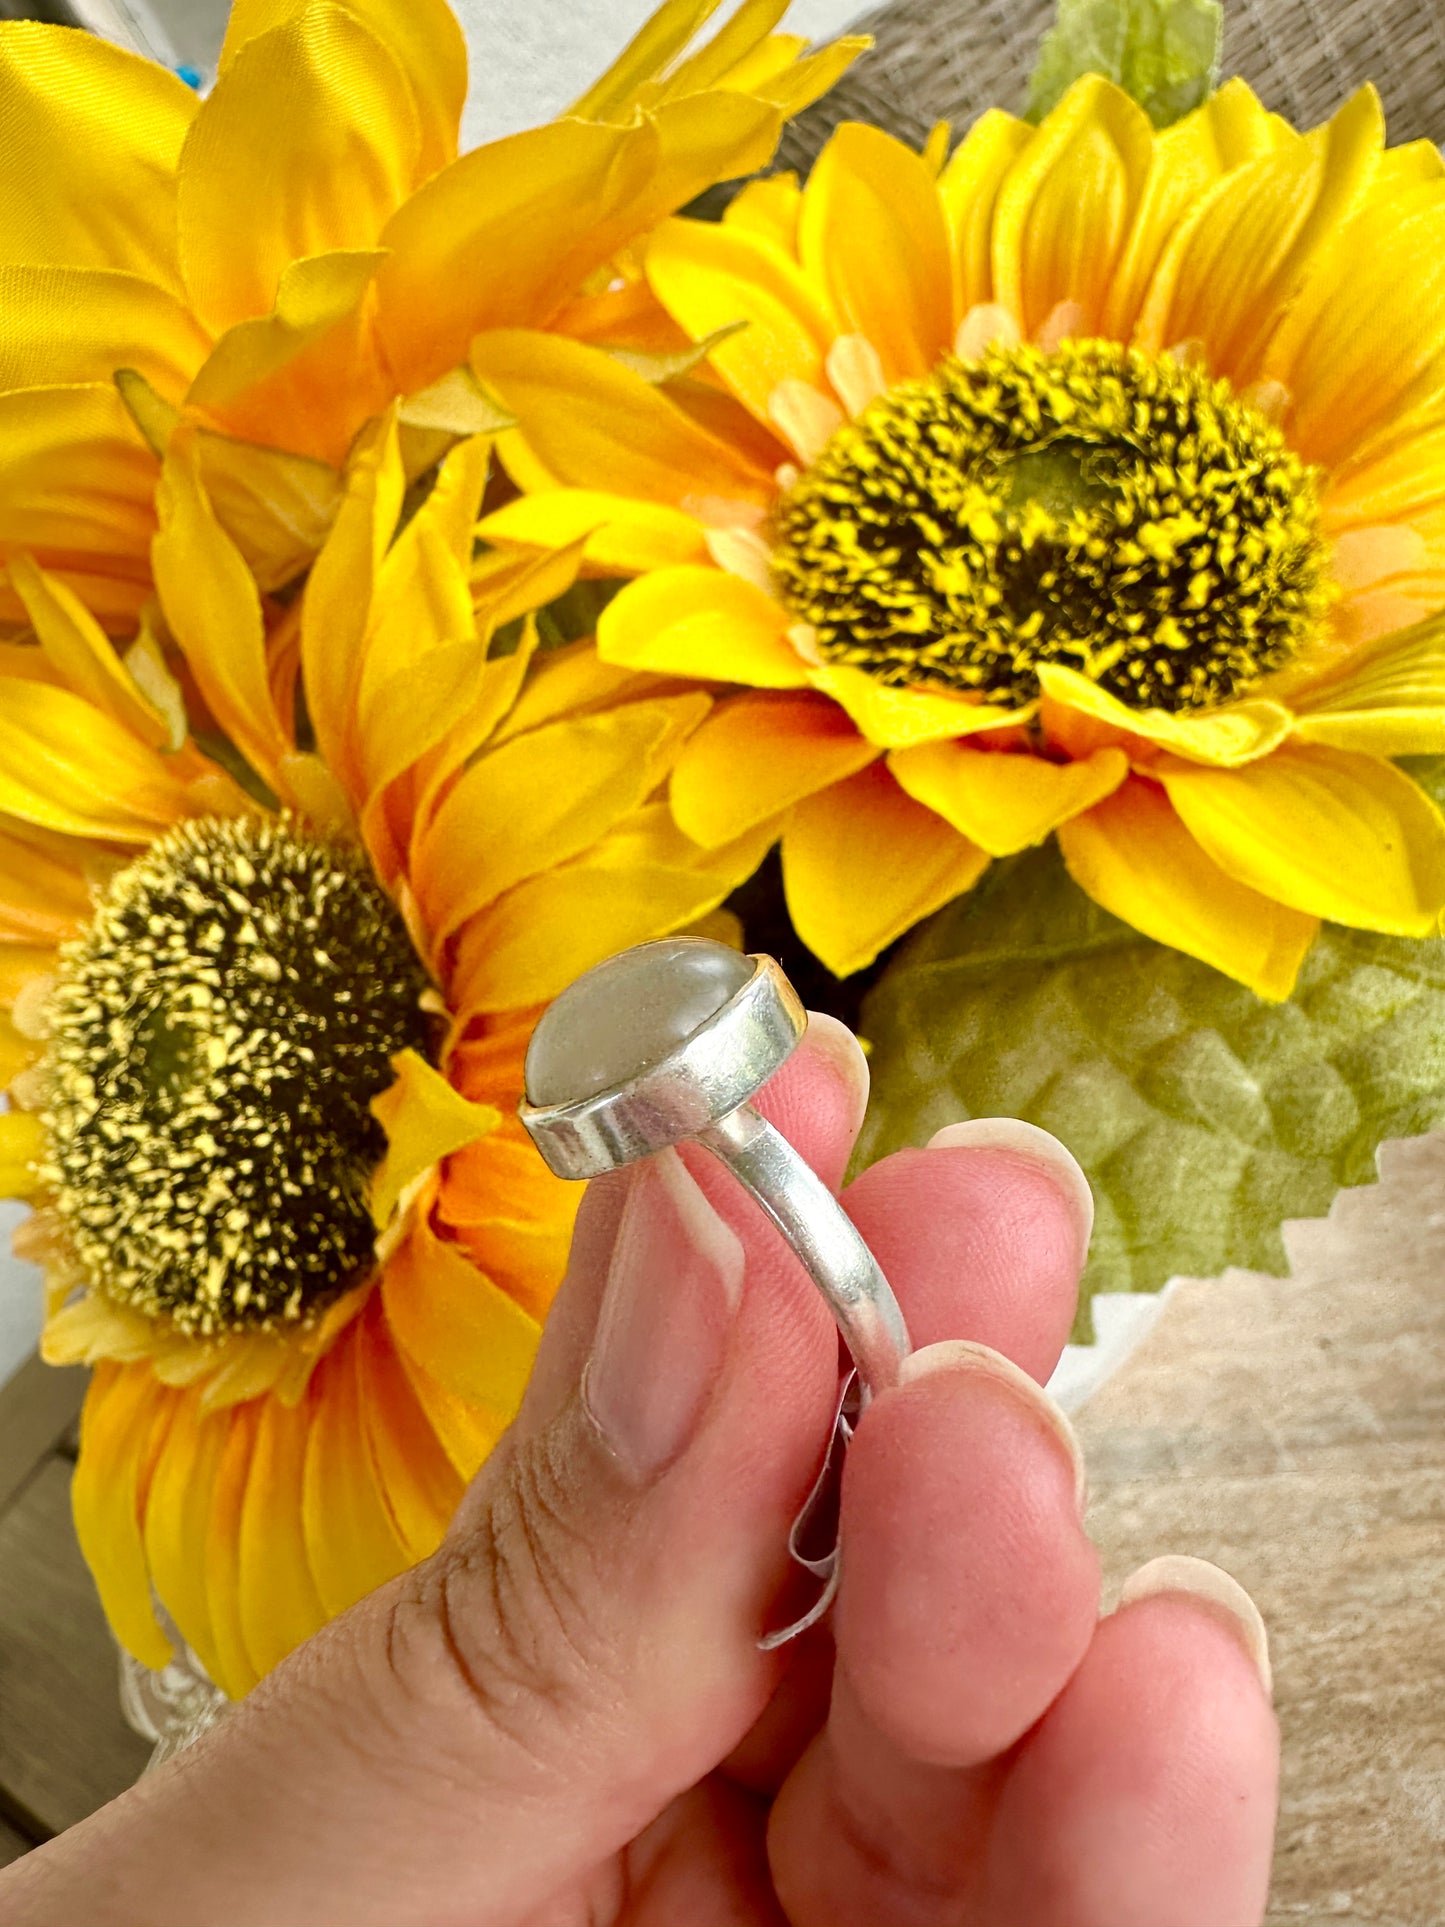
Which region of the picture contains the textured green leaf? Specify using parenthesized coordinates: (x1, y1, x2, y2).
(856, 839, 1445, 1340)
(1025, 0, 1223, 128)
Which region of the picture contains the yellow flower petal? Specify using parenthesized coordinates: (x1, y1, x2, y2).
(937, 107, 1032, 314)
(453, 806, 776, 1013)
(72, 1364, 176, 1672)
(237, 1389, 326, 1678)
(381, 1217, 540, 1420)
(6, 553, 170, 750)
(415, 694, 709, 944)
(177, 5, 422, 334)
(0, 23, 195, 289)
(723, 168, 803, 255)
(1159, 742, 1445, 935)
(472, 328, 772, 513)
(219, 0, 465, 180)
(1037, 663, 1293, 767)
(393, 1342, 505, 1482)
(889, 741, 1130, 855)
(354, 1304, 463, 1561)
(301, 1327, 409, 1624)
(369, 1049, 502, 1231)
(992, 76, 1155, 338)
(568, 0, 729, 119)
(203, 1402, 263, 1696)
(1135, 86, 1383, 383)
(0, 819, 93, 944)
(671, 690, 880, 846)
(478, 488, 708, 574)
(0, 943, 58, 1014)
(487, 637, 661, 745)
(0, 385, 156, 631)
(0, 676, 187, 840)
(0, 1107, 45, 1199)
(783, 761, 989, 976)
(0, 265, 209, 399)
(143, 1389, 231, 1692)
(599, 565, 809, 687)
(1101, 77, 1282, 338)
(799, 122, 952, 381)
(1262, 184, 1445, 468)
(1288, 608, 1445, 753)
(184, 250, 392, 467)
(809, 662, 1027, 748)
(646, 214, 835, 422)
(153, 429, 291, 786)
(1056, 776, 1317, 999)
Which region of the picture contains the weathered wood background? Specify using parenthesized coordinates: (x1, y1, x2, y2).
(1, 1133, 1441, 1918)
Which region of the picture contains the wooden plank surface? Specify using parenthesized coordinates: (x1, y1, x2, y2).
(0, 1814, 35, 1869)
(0, 1139, 1440, 1914)
(0, 1356, 85, 1517)
(1077, 1131, 1445, 1926)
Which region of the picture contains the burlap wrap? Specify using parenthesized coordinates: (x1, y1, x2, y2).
(780, 0, 1445, 172)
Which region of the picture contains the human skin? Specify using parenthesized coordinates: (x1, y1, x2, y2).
(0, 1022, 1279, 1926)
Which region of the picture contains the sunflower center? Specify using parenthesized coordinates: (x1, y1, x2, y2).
(770, 339, 1330, 712)
(41, 815, 433, 1337)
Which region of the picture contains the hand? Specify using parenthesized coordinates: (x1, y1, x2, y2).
(1, 1022, 1279, 1927)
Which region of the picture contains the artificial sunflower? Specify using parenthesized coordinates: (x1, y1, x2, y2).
(0, 422, 766, 1697)
(475, 74, 1445, 997)
(0, 0, 863, 629)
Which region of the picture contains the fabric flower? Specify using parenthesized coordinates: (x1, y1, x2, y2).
(0, 0, 863, 629)
(0, 423, 766, 1696)
(475, 76, 1445, 997)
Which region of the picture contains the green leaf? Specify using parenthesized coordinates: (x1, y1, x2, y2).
(1024, 0, 1223, 129)
(856, 843, 1445, 1340)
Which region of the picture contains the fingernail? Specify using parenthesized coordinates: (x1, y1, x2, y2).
(583, 1148, 744, 1482)
(899, 1338, 1088, 1514)
(1118, 1555, 1273, 1700)
(927, 1118, 1093, 1258)
(804, 1010, 870, 1137)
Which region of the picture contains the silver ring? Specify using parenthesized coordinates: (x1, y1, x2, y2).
(518, 938, 912, 1401)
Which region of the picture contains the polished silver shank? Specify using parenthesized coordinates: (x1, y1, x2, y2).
(519, 956, 806, 1181)
(699, 1106, 911, 1399)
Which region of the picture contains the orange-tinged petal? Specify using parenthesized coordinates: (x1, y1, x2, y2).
(0, 677, 188, 840)
(809, 662, 1027, 747)
(0, 942, 57, 1011)
(1036, 663, 1293, 767)
(992, 76, 1155, 338)
(1057, 776, 1317, 999)
(1159, 742, 1445, 935)
(391, 1339, 505, 1482)
(204, 1401, 263, 1696)
(478, 489, 708, 574)
(1134, 86, 1383, 383)
(0, 1107, 44, 1199)
(358, 640, 489, 843)
(237, 1389, 326, 1677)
(142, 1389, 231, 1690)
(6, 553, 170, 750)
(646, 215, 835, 422)
(153, 430, 291, 786)
(671, 690, 879, 845)
(599, 566, 808, 688)
(799, 122, 952, 380)
(783, 761, 988, 975)
(471, 329, 772, 513)
(375, 117, 654, 395)
(177, 6, 421, 334)
(0, 819, 104, 942)
(1262, 185, 1445, 468)
(369, 1049, 502, 1231)
(414, 694, 710, 943)
(354, 1300, 464, 1561)
(0, 24, 195, 289)
(888, 741, 1129, 855)
(0, 385, 156, 629)
(381, 1216, 541, 1421)
(487, 637, 661, 745)
(219, 0, 465, 180)
(184, 250, 392, 467)
(0, 1012, 38, 1082)
(302, 1325, 410, 1621)
(452, 806, 777, 1013)
(72, 1363, 176, 1671)
(0, 265, 208, 398)
(938, 108, 1033, 315)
